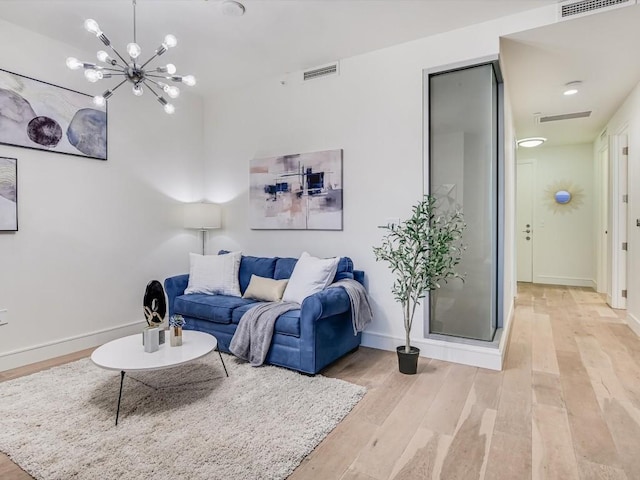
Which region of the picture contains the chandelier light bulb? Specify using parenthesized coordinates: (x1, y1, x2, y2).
(127, 42, 142, 59)
(97, 50, 110, 63)
(164, 34, 178, 48)
(84, 69, 101, 82)
(66, 57, 83, 70)
(165, 85, 180, 98)
(93, 95, 106, 107)
(164, 103, 175, 114)
(182, 75, 196, 87)
(132, 84, 144, 96)
(166, 63, 177, 75)
(84, 19, 101, 36)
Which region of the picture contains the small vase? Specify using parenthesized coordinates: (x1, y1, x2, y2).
(170, 326, 183, 346)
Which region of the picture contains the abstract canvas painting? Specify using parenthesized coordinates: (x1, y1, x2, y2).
(0, 69, 107, 160)
(250, 149, 343, 230)
(0, 157, 17, 231)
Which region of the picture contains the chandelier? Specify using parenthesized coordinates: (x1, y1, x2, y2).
(66, 0, 196, 114)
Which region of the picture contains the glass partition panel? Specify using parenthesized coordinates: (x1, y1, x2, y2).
(428, 63, 498, 341)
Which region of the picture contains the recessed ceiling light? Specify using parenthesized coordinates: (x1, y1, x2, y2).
(221, 0, 245, 16)
(517, 137, 547, 148)
(563, 81, 582, 96)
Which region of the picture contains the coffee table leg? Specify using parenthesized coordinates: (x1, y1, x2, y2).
(115, 370, 125, 426)
(217, 349, 229, 377)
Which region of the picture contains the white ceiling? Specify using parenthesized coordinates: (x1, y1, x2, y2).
(502, 4, 640, 147)
(3, 0, 637, 148)
(0, 0, 554, 91)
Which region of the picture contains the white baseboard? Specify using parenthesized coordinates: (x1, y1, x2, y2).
(498, 301, 515, 370)
(626, 313, 640, 337)
(0, 321, 145, 372)
(534, 275, 595, 288)
(361, 331, 503, 371)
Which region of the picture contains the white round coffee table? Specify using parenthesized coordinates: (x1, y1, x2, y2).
(91, 330, 228, 425)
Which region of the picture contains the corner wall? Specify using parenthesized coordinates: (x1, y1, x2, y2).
(201, 7, 557, 368)
(0, 19, 205, 370)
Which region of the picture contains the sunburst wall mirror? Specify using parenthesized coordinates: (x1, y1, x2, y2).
(544, 181, 584, 214)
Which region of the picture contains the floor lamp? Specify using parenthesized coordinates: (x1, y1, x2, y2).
(183, 202, 222, 255)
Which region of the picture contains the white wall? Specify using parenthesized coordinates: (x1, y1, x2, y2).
(517, 143, 596, 288)
(201, 6, 556, 366)
(594, 80, 640, 334)
(0, 19, 205, 370)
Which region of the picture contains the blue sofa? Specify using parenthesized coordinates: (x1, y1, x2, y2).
(164, 253, 364, 374)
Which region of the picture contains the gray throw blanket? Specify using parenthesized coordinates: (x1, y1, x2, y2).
(327, 278, 373, 335)
(229, 301, 299, 366)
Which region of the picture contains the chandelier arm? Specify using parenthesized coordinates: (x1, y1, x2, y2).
(110, 79, 129, 93)
(100, 67, 125, 73)
(144, 77, 162, 88)
(107, 44, 130, 67)
(145, 74, 171, 80)
(133, 0, 137, 44)
(139, 53, 160, 70)
(142, 80, 163, 99)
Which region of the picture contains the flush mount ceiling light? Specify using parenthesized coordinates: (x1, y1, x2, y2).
(517, 137, 547, 148)
(66, 0, 196, 114)
(221, 0, 246, 16)
(563, 80, 582, 96)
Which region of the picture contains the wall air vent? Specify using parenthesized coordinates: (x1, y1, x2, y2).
(558, 0, 636, 21)
(303, 63, 339, 81)
(538, 111, 592, 123)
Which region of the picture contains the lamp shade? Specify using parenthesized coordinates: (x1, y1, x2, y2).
(183, 203, 222, 230)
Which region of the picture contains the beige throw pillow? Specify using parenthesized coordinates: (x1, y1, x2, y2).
(242, 275, 289, 302)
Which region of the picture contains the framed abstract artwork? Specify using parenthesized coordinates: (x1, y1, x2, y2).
(0, 68, 107, 160)
(250, 149, 343, 230)
(0, 157, 17, 231)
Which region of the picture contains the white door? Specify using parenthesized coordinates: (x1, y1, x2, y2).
(517, 161, 534, 282)
(598, 145, 610, 295)
(609, 132, 628, 309)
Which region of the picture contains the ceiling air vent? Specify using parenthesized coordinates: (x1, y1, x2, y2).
(303, 63, 339, 81)
(558, 0, 636, 21)
(538, 111, 592, 123)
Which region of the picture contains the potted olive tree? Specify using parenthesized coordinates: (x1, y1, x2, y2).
(373, 195, 465, 374)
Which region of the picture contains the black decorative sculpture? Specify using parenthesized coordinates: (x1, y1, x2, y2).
(143, 280, 167, 327)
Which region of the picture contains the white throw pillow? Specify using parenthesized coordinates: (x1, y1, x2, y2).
(282, 252, 340, 304)
(184, 251, 242, 297)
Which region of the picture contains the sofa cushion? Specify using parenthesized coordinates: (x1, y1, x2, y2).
(275, 255, 354, 282)
(274, 257, 297, 280)
(219, 251, 278, 294)
(174, 294, 256, 324)
(232, 303, 301, 337)
(239, 256, 278, 293)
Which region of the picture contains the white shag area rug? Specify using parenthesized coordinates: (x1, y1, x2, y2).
(0, 353, 365, 480)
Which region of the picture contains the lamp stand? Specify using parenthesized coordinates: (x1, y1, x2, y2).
(200, 229, 206, 255)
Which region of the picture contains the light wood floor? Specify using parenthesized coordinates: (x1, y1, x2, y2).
(2, 283, 640, 479)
